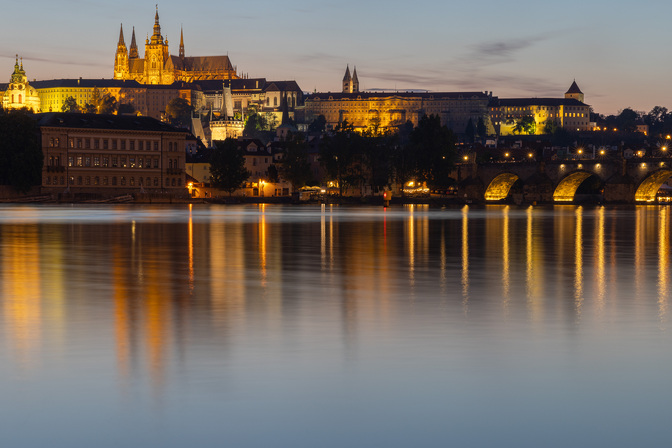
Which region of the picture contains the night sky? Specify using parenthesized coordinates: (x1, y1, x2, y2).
(3, 0, 670, 115)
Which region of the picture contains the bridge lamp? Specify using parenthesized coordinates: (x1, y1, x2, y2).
(528, 152, 534, 159)
(662, 146, 668, 152)
(504, 152, 510, 158)
(667, 135, 671, 140)
(599, 149, 606, 156)
(463, 155, 469, 161)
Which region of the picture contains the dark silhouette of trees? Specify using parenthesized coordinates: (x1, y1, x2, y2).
(209, 139, 250, 195)
(279, 133, 313, 192)
(165, 97, 193, 127)
(61, 96, 80, 113)
(0, 111, 43, 192)
(307, 115, 326, 133)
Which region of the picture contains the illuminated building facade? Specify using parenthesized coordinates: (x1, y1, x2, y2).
(489, 81, 591, 135)
(2, 56, 40, 113)
(38, 113, 188, 195)
(113, 8, 238, 85)
(304, 67, 493, 133)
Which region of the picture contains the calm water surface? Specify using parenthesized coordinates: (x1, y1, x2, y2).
(1, 203, 671, 447)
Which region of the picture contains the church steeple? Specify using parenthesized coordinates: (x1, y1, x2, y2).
(151, 5, 163, 44)
(129, 26, 139, 59)
(179, 26, 185, 59)
(114, 24, 129, 80)
(342, 65, 352, 93)
(352, 66, 359, 93)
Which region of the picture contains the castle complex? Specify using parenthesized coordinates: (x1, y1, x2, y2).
(113, 7, 238, 84)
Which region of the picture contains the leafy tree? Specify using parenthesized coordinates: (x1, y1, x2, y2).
(117, 103, 136, 115)
(465, 118, 475, 143)
(543, 120, 558, 135)
(243, 112, 268, 137)
(476, 116, 487, 138)
(98, 93, 118, 115)
(209, 138, 251, 196)
(279, 133, 313, 192)
(320, 120, 363, 197)
(407, 114, 457, 189)
(267, 164, 279, 183)
(307, 115, 326, 133)
(614, 108, 640, 133)
(0, 111, 43, 192)
(361, 130, 395, 191)
(513, 115, 536, 135)
(61, 96, 80, 113)
(83, 103, 97, 114)
(165, 97, 194, 127)
(265, 112, 279, 131)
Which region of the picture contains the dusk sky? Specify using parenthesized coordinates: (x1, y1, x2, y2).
(2, 0, 670, 115)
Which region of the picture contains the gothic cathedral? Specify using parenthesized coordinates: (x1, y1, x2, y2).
(114, 7, 239, 85)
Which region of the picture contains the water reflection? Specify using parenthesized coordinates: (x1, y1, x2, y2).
(2, 204, 672, 447)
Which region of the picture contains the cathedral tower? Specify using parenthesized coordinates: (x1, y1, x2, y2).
(113, 24, 129, 79)
(129, 26, 139, 59)
(351, 66, 359, 93)
(179, 26, 185, 59)
(144, 6, 172, 84)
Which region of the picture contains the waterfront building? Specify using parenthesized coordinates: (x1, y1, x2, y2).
(303, 67, 493, 134)
(113, 8, 238, 85)
(38, 113, 188, 196)
(489, 81, 591, 135)
(2, 56, 40, 113)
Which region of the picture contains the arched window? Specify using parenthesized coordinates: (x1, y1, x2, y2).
(169, 159, 173, 169)
(154, 178, 159, 186)
(18, 94, 22, 103)
(274, 97, 277, 107)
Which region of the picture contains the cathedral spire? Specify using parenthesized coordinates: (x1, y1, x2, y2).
(129, 26, 139, 59)
(179, 26, 185, 59)
(151, 4, 163, 44)
(352, 66, 359, 93)
(118, 24, 126, 46)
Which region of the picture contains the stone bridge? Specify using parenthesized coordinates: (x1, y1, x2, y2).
(453, 158, 672, 204)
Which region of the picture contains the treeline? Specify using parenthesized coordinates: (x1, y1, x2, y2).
(210, 114, 459, 195)
(0, 110, 42, 192)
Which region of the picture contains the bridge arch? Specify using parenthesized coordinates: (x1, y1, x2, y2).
(553, 170, 602, 202)
(635, 169, 672, 202)
(484, 172, 521, 201)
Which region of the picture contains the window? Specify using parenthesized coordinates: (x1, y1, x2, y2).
(154, 141, 158, 151)
(93, 157, 100, 167)
(85, 139, 90, 149)
(46, 176, 51, 185)
(103, 139, 108, 150)
(112, 177, 117, 186)
(60, 176, 65, 185)
(154, 158, 159, 168)
(85, 157, 91, 167)
(130, 177, 135, 186)
(120, 176, 126, 186)
(130, 140, 135, 150)
(102, 157, 109, 167)
(121, 157, 127, 168)
(77, 139, 82, 149)
(112, 139, 117, 150)
(103, 177, 108, 186)
(77, 176, 82, 185)
(154, 178, 159, 186)
(94, 139, 99, 149)
(76, 156, 83, 167)
(69, 176, 74, 185)
(169, 159, 173, 169)
(94, 176, 100, 186)
(138, 158, 143, 168)
(69, 138, 74, 148)
(121, 140, 126, 150)
(85, 177, 91, 186)
(130, 158, 136, 168)
(112, 157, 118, 167)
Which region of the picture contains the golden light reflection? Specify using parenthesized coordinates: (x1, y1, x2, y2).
(594, 206, 606, 311)
(188, 204, 194, 293)
(258, 204, 267, 288)
(526, 206, 543, 320)
(502, 206, 510, 311)
(408, 204, 416, 286)
(462, 205, 469, 313)
(113, 246, 131, 385)
(634, 207, 645, 300)
(574, 206, 584, 317)
(659, 207, 669, 326)
(2, 225, 43, 370)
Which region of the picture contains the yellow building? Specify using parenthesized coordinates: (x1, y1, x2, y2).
(303, 67, 493, 134)
(2, 56, 40, 113)
(114, 8, 239, 85)
(489, 81, 591, 135)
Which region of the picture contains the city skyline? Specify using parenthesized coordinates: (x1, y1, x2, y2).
(2, 0, 671, 115)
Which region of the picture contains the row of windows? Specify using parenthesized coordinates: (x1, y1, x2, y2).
(65, 155, 160, 168)
(44, 176, 183, 187)
(48, 137, 180, 151)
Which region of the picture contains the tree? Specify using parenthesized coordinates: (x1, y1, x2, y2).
(476, 116, 487, 138)
(320, 120, 363, 197)
(465, 118, 475, 143)
(83, 103, 97, 114)
(118, 103, 136, 115)
(209, 138, 251, 196)
(61, 96, 80, 113)
(513, 115, 536, 135)
(307, 115, 326, 133)
(98, 93, 118, 115)
(615, 108, 639, 133)
(408, 114, 457, 189)
(0, 111, 43, 192)
(543, 120, 558, 135)
(165, 97, 194, 128)
(279, 133, 313, 192)
(243, 112, 268, 137)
